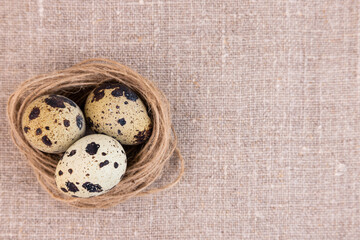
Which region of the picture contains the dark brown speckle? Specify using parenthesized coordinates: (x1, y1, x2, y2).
(82, 182, 103, 192)
(76, 115, 83, 130)
(99, 160, 109, 168)
(67, 150, 76, 157)
(117, 118, 126, 126)
(66, 181, 79, 193)
(86, 142, 100, 155)
(41, 135, 52, 146)
(91, 84, 114, 102)
(63, 119, 70, 127)
(35, 128, 42, 135)
(29, 107, 40, 120)
(45, 95, 76, 108)
(24, 126, 30, 133)
(111, 84, 139, 102)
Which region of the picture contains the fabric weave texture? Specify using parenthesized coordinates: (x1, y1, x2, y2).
(0, 0, 359, 239)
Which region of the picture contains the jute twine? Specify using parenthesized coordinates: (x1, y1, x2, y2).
(7, 58, 185, 209)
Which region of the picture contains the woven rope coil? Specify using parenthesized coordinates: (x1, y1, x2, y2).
(7, 58, 185, 209)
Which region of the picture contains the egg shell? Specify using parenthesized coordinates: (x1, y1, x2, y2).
(55, 134, 127, 198)
(84, 83, 152, 145)
(22, 95, 86, 153)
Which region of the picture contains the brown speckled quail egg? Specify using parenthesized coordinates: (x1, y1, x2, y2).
(84, 83, 152, 145)
(55, 134, 127, 198)
(22, 95, 86, 153)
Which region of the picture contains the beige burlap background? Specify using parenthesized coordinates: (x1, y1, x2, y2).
(1, 0, 359, 239)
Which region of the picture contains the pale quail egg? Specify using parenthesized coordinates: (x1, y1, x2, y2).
(55, 134, 127, 198)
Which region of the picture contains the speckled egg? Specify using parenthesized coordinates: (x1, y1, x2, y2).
(55, 134, 127, 198)
(22, 95, 86, 153)
(84, 83, 152, 145)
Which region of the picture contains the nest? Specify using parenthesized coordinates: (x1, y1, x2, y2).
(7, 58, 184, 209)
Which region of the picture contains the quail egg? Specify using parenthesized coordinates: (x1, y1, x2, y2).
(22, 94, 85, 153)
(55, 134, 127, 198)
(84, 83, 152, 145)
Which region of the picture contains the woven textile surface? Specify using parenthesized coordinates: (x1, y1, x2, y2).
(1, 0, 359, 239)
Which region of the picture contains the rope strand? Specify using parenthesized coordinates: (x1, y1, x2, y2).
(6, 58, 184, 209)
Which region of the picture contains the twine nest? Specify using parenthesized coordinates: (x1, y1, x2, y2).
(7, 58, 184, 209)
